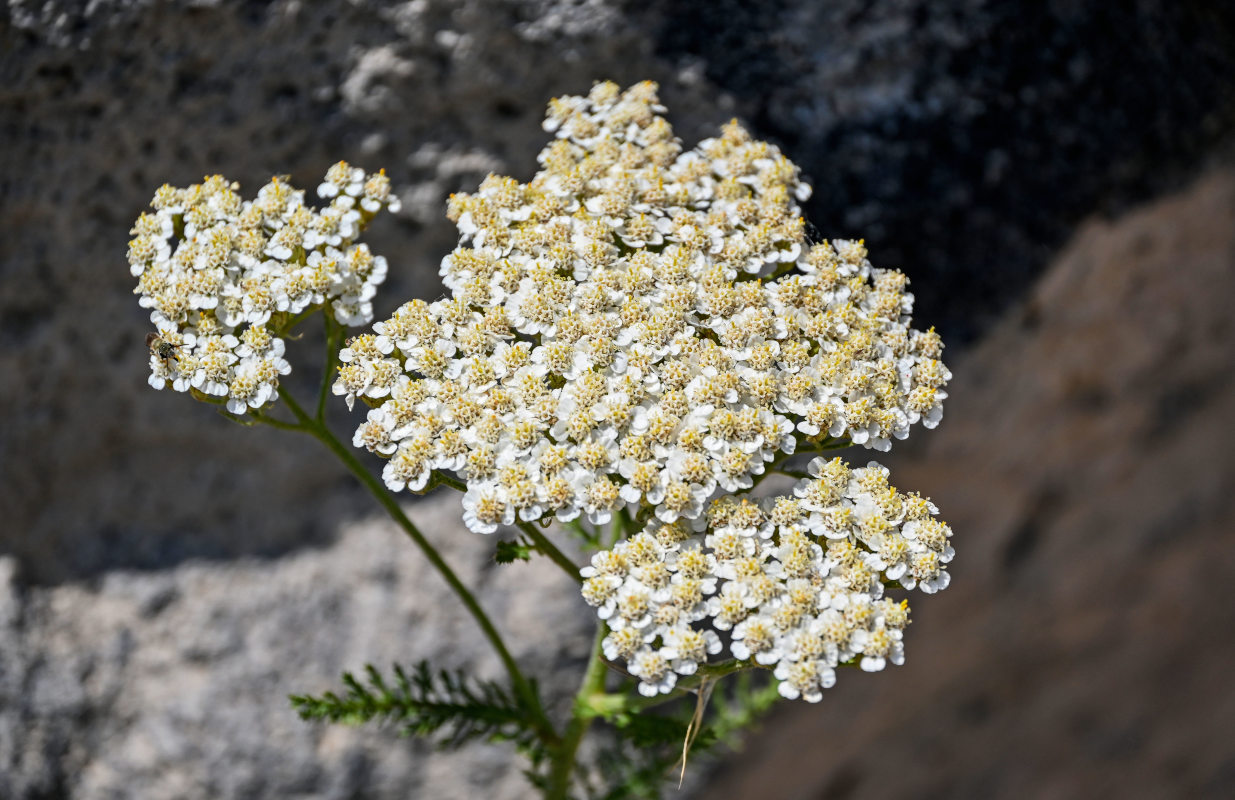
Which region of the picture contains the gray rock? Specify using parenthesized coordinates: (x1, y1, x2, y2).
(0, 0, 744, 586)
(1, 498, 593, 799)
(3, 0, 1234, 797)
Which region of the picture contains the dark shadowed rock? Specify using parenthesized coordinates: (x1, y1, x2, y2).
(702, 163, 1235, 800)
(645, 0, 1235, 342)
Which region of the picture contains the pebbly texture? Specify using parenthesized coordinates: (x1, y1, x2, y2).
(2, 0, 1235, 797)
(0, 497, 594, 799)
(703, 164, 1235, 800)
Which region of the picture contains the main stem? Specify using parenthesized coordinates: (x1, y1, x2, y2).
(547, 619, 609, 799)
(544, 511, 626, 799)
(276, 386, 558, 746)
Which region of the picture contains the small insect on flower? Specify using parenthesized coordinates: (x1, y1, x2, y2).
(146, 332, 187, 367)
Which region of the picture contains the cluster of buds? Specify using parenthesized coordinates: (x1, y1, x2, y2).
(130, 163, 400, 414)
(333, 80, 954, 701)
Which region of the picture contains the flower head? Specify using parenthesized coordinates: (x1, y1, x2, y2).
(132, 164, 399, 415)
(331, 81, 955, 702)
(343, 81, 950, 527)
(583, 460, 946, 698)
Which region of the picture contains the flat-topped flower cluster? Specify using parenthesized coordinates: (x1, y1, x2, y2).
(340, 81, 949, 523)
(130, 164, 400, 414)
(334, 80, 955, 701)
(583, 457, 952, 700)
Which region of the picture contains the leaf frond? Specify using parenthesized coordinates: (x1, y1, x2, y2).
(291, 662, 547, 758)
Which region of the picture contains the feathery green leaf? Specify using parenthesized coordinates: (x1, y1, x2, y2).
(291, 662, 548, 759)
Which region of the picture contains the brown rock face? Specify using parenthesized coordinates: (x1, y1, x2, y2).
(703, 167, 1235, 799)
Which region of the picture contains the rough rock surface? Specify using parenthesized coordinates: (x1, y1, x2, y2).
(703, 165, 1235, 800)
(2, 0, 1235, 797)
(652, 0, 1235, 340)
(0, 498, 594, 799)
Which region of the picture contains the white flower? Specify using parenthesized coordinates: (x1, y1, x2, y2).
(628, 648, 677, 697)
(572, 453, 936, 701)
(384, 435, 435, 493)
(575, 474, 623, 526)
(225, 361, 275, 415)
(353, 408, 405, 455)
(133, 166, 399, 415)
(731, 615, 780, 665)
(461, 482, 513, 534)
(859, 625, 905, 673)
(773, 659, 836, 703)
(662, 626, 721, 675)
(301, 81, 959, 702)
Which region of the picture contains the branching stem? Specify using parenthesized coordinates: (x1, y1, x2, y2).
(317, 314, 344, 422)
(247, 332, 857, 794)
(544, 509, 632, 798)
(431, 471, 581, 582)
(270, 385, 559, 748)
(546, 602, 610, 798)
(515, 521, 583, 584)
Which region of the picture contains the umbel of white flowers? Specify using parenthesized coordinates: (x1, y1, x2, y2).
(334, 81, 955, 702)
(581, 458, 952, 701)
(130, 163, 401, 414)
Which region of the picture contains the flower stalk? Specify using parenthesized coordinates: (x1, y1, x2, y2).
(271, 384, 558, 747)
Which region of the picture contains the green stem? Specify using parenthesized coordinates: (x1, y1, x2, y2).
(748, 436, 852, 492)
(432, 471, 582, 583)
(273, 386, 558, 747)
(432, 470, 467, 493)
(605, 658, 762, 713)
(217, 408, 258, 427)
(250, 408, 302, 432)
(608, 506, 632, 547)
(275, 307, 319, 337)
(563, 518, 595, 546)
(317, 315, 344, 422)
(515, 521, 583, 584)
(546, 619, 609, 800)
(544, 506, 632, 799)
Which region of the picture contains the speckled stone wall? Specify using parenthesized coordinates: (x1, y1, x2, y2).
(2, 2, 1233, 797)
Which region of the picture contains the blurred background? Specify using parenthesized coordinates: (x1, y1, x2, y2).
(3, 1, 1235, 797)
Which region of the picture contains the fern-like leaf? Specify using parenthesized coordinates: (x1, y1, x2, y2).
(291, 662, 546, 759)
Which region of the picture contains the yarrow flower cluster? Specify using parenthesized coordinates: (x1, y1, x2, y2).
(342, 81, 949, 518)
(127, 78, 965, 793)
(582, 457, 952, 699)
(130, 163, 400, 414)
(334, 80, 954, 702)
